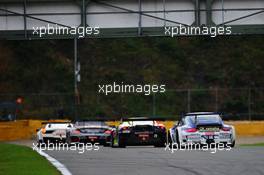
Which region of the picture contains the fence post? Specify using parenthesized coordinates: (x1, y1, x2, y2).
(187, 89, 191, 113)
(152, 93, 156, 116)
(248, 88, 252, 120)
(215, 87, 218, 112)
(74, 38, 80, 120)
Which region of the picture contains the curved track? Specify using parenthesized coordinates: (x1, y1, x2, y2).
(45, 146, 264, 175)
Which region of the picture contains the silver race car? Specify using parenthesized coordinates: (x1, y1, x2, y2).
(37, 122, 73, 144)
(66, 120, 115, 146)
(168, 112, 236, 147)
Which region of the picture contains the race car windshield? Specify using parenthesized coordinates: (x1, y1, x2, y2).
(79, 128, 106, 133)
(188, 115, 222, 124)
(75, 121, 107, 127)
(127, 121, 154, 126)
(46, 123, 71, 129)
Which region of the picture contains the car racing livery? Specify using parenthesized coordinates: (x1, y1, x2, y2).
(66, 120, 114, 146)
(168, 112, 236, 147)
(37, 122, 73, 144)
(116, 117, 166, 148)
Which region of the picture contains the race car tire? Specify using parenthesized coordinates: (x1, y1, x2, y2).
(118, 140, 126, 148)
(167, 131, 172, 147)
(110, 136, 115, 148)
(175, 130, 180, 145)
(230, 140, 235, 148)
(103, 143, 109, 147)
(66, 137, 72, 145)
(37, 140, 43, 147)
(154, 141, 165, 147)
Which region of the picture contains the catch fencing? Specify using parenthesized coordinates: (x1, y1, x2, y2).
(0, 88, 263, 120)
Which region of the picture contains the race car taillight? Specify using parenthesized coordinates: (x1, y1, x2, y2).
(121, 126, 131, 133)
(122, 126, 130, 130)
(72, 129, 80, 134)
(157, 126, 165, 130)
(71, 137, 80, 142)
(104, 130, 112, 134)
(41, 128, 46, 134)
(184, 128, 197, 132)
(221, 127, 231, 131)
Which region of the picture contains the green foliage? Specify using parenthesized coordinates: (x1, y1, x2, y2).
(0, 36, 264, 119)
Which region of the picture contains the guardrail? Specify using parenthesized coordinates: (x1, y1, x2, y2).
(0, 120, 264, 141)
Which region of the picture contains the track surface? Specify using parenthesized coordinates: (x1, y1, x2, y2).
(45, 146, 264, 175)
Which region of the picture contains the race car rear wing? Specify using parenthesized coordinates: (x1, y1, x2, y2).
(121, 117, 166, 122)
(41, 121, 72, 125)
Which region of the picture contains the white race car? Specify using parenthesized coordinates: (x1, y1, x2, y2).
(168, 112, 236, 147)
(37, 122, 73, 144)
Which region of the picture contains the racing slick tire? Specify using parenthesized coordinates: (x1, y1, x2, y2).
(118, 139, 126, 148)
(230, 140, 235, 148)
(167, 131, 173, 148)
(66, 136, 72, 145)
(154, 141, 166, 147)
(110, 136, 115, 148)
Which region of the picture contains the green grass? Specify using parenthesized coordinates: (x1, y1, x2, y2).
(240, 143, 264, 147)
(0, 143, 60, 175)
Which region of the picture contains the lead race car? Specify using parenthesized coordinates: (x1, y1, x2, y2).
(168, 112, 236, 147)
(36, 122, 73, 144)
(66, 120, 115, 146)
(116, 117, 167, 148)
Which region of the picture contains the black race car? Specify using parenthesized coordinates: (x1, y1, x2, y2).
(115, 117, 166, 148)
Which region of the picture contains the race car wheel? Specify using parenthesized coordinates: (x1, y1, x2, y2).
(118, 139, 126, 148)
(154, 141, 165, 147)
(110, 136, 115, 148)
(230, 140, 235, 148)
(167, 131, 172, 147)
(175, 130, 180, 145)
(66, 137, 72, 145)
(37, 140, 43, 147)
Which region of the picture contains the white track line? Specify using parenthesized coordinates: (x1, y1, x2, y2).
(36, 149, 72, 175)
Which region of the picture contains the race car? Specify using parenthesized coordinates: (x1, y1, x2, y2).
(66, 120, 115, 146)
(168, 112, 236, 147)
(116, 117, 166, 148)
(36, 122, 73, 144)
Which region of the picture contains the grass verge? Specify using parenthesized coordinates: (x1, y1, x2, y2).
(0, 142, 60, 175)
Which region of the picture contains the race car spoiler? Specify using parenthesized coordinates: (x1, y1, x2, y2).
(121, 117, 166, 122)
(41, 121, 71, 125)
(72, 118, 113, 122)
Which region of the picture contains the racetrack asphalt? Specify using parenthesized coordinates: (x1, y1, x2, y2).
(45, 145, 264, 175)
